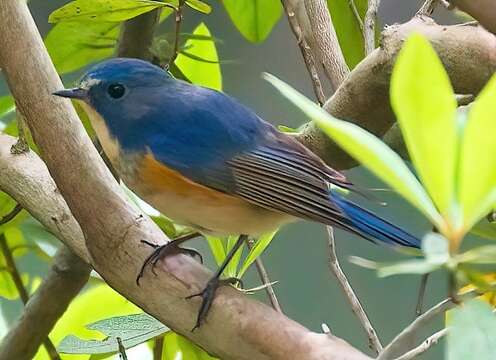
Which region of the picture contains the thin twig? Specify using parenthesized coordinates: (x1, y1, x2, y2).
(153, 336, 164, 360)
(326, 227, 382, 355)
(348, 0, 364, 34)
(378, 287, 481, 360)
(280, 0, 326, 105)
(10, 109, 29, 154)
(246, 238, 283, 313)
(416, 0, 439, 16)
(304, 0, 350, 90)
(415, 274, 429, 317)
(392, 328, 447, 360)
(364, 0, 380, 55)
(169, 0, 185, 66)
(0, 234, 60, 360)
(0, 203, 22, 225)
(117, 337, 128, 360)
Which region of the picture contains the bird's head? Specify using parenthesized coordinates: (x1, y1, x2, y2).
(53, 58, 174, 150)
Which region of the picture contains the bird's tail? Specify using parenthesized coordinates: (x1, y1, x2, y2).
(330, 190, 420, 249)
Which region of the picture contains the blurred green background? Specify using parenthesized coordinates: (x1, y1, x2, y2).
(0, 1, 465, 359)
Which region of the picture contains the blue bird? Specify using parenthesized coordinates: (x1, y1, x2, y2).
(54, 58, 420, 329)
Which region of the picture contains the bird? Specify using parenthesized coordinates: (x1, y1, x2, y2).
(53, 58, 420, 330)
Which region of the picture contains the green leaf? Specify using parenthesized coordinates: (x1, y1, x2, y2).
(59, 313, 168, 354)
(49, 0, 176, 23)
(238, 230, 277, 277)
(20, 218, 61, 259)
(151, 216, 176, 238)
(349, 256, 440, 277)
(471, 218, 496, 240)
(35, 284, 141, 359)
(264, 73, 443, 229)
(185, 0, 211, 14)
(46, 21, 119, 74)
(421, 232, 449, 265)
(0, 96, 15, 123)
(175, 23, 222, 90)
(0, 193, 27, 235)
(163, 332, 217, 360)
(225, 235, 244, 278)
(326, 0, 368, 69)
(391, 34, 458, 219)
(456, 245, 496, 265)
(223, 0, 282, 43)
(205, 235, 226, 267)
(447, 299, 496, 360)
(459, 75, 496, 231)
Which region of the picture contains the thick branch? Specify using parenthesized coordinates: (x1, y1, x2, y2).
(281, 0, 326, 105)
(0, 246, 90, 360)
(450, 0, 496, 35)
(117, 10, 160, 60)
(297, 17, 496, 169)
(0, 2, 371, 359)
(303, 0, 350, 90)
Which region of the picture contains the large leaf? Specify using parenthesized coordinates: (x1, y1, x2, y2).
(58, 313, 168, 355)
(0, 96, 15, 124)
(35, 284, 141, 360)
(459, 75, 496, 231)
(471, 218, 496, 240)
(46, 21, 119, 74)
(223, 0, 282, 43)
(175, 23, 222, 90)
(163, 332, 217, 360)
(327, 0, 368, 69)
(391, 34, 457, 219)
(265, 73, 443, 229)
(447, 299, 496, 360)
(49, 0, 176, 23)
(238, 230, 278, 277)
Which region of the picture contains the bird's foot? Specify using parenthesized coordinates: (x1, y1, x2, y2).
(136, 233, 202, 285)
(186, 276, 243, 331)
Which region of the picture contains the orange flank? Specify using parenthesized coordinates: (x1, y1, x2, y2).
(140, 153, 245, 204)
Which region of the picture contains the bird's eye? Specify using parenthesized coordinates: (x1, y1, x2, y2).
(107, 83, 126, 99)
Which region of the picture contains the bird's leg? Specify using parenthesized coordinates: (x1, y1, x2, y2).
(186, 234, 247, 331)
(137, 232, 202, 285)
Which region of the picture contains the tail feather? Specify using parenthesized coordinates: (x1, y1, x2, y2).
(330, 191, 420, 249)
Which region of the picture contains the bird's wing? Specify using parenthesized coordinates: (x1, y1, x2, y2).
(142, 83, 352, 227)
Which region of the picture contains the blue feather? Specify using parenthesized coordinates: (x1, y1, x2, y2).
(329, 190, 420, 248)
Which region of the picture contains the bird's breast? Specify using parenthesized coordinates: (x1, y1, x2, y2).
(131, 154, 295, 236)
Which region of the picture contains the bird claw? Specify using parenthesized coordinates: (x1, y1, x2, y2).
(136, 238, 203, 285)
(186, 277, 242, 331)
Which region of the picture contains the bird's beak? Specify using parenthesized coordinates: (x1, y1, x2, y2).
(52, 87, 88, 100)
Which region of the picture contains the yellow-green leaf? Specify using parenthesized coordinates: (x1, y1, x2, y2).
(49, 0, 176, 23)
(223, 0, 282, 43)
(327, 0, 368, 69)
(238, 230, 277, 277)
(265, 73, 443, 229)
(391, 34, 457, 219)
(185, 0, 211, 14)
(46, 21, 119, 75)
(459, 75, 496, 231)
(175, 23, 222, 90)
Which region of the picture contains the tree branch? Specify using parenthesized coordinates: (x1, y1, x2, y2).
(392, 328, 447, 360)
(326, 227, 382, 355)
(0, 246, 90, 360)
(117, 9, 160, 60)
(0, 2, 371, 359)
(449, 0, 496, 35)
(378, 287, 480, 360)
(303, 0, 350, 90)
(297, 16, 496, 169)
(364, 0, 380, 55)
(280, 0, 326, 105)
